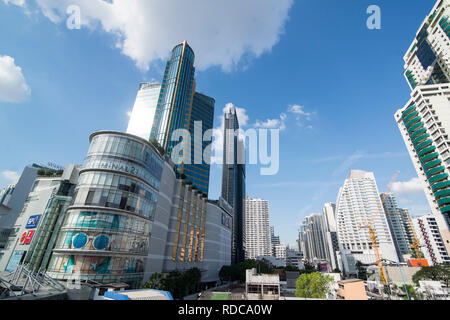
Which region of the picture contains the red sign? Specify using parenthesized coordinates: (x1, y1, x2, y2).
(19, 232, 27, 245)
(24, 230, 34, 245)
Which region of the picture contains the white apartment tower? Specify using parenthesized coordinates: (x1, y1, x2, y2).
(244, 196, 272, 259)
(336, 171, 398, 274)
(413, 214, 450, 265)
(301, 213, 330, 264)
(402, 0, 449, 90)
(323, 203, 340, 270)
(395, 0, 450, 256)
(380, 193, 415, 261)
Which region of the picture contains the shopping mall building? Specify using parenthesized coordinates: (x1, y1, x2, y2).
(38, 131, 231, 287)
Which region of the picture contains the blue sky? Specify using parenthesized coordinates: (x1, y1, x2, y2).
(0, 0, 437, 246)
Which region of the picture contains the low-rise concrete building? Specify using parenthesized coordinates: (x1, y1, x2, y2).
(337, 279, 368, 300)
(245, 268, 280, 300)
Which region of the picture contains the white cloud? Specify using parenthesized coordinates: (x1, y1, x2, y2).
(3, 0, 26, 7)
(0, 55, 31, 103)
(254, 113, 286, 131)
(22, 0, 293, 72)
(288, 104, 311, 117)
(1, 170, 19, 184)
(391, 177, 425, 195)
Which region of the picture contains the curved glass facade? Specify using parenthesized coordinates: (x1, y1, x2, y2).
(47, 132, 163, 286)
(151, 41, 196, 153)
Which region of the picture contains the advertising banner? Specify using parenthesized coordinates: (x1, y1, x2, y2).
(25, 215, 41, 229)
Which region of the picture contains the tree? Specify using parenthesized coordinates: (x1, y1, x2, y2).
(403, 284, 423, 300)
(142, 272, 164, 290)
(295, 272, 333, 299)
(219, 266, 233, 283)
(413, 264, 450, 287)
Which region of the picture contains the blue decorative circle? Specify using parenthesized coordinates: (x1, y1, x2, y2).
(93, 235, 110, 250)
(72, 233, 87, 249)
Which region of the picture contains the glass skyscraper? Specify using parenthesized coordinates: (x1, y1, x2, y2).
(126, 83, 162, 141)
(221, 107, 246, 264)
(151, 41, 196, 154)
(178, 92, 215, 195)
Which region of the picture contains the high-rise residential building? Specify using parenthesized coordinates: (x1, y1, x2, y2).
(395, 0, 450, 258)
(221, 107, 246, 264)
(323, 203, 340, 271)
(177, 92, 215, 195)
(244, 196, 271, 259)
(336, 170, 398, 274)
(413, 214, 450, 265)
(300, 213, 330, 264)
(380, 193, 416, 261)
(0, 165, 79, 273)
(151, 41, 196, 154)
(402, 0, 449, 90)
(126, 83, 162, 141)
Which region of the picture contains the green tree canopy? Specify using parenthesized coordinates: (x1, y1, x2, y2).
(412, 264, 450, 287)
(295, 272, 333, 299)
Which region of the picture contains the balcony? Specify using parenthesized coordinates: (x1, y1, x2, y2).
(423, 159, 442, 171)
(429, 173, 449, 185)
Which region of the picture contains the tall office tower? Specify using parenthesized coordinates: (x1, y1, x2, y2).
(300, 213, 330, 264)
(395, 0, 450, 257)
(221, 107, 246, 264)
(177, 92, 215, 195)
(323, 203, 340, 271)
(413, 214, 450, 265)
(336, 170, 398, 274)
(151, 41, 196, 154)
(126, 83, 162, 141)
(403, 0, 449, 90)
(380, 193, 415, 261)
(244, 196, 271, 259)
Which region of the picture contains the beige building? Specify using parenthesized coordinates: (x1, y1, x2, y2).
(337, 279, 368, 300)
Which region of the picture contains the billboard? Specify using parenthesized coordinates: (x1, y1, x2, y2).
(25, 215, 41, 229)
(5, 250, 26, 272)
(221, 212, 232, 229)
(24, 230, 35, 245)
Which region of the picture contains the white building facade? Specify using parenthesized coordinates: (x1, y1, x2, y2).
(244, 196, 272, 259)
(413, 214, 450, 265)
(336, 170, 398, 274)
(323, 203, 340, 271)
(395, 0, 450, 257)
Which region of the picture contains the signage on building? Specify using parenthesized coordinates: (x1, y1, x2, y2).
(24, 230, 35, 245)
(19, 232, 27, 245)
(5, 250, 26, 272)
(221, 212, 232, 229)
(25, 215, 41, 229)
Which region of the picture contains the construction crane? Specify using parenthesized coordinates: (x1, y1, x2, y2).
(356, 171, 400, 286)
(408, 215, 424, 259)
